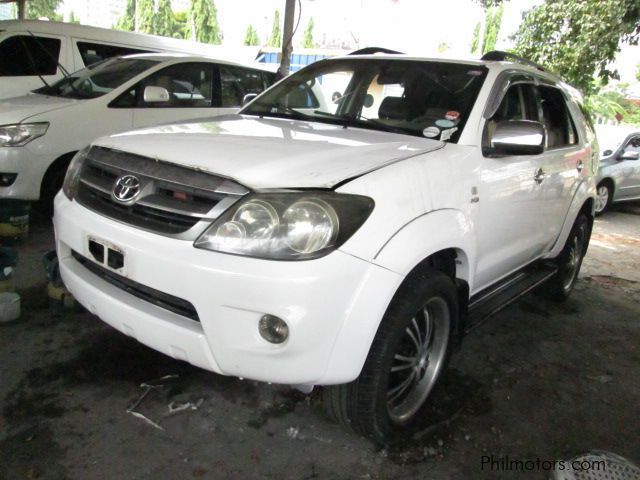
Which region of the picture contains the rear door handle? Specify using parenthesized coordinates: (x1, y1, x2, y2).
(534, 168, 546, 184)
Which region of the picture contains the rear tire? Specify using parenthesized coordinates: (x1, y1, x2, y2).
(542, 213, 590, 301)
(322, 269, 457, 444)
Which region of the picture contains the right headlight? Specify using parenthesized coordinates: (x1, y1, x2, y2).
(62, 146, 90, 200)
(194, 192, 374, 260)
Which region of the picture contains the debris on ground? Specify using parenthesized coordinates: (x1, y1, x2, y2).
(126, 374, 180, 431)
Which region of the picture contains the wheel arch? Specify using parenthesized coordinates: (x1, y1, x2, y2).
(39, 151, 78, 199)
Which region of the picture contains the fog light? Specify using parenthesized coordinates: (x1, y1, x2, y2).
(259, 314, 289, 344)
(0, 173, 17, 187)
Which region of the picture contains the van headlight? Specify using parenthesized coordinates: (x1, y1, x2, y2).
(194, 192, 374, 260)
(0, 123, 49, 146)
(62, 147, 90, 200)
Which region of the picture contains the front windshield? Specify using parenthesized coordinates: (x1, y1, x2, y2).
(242, 58, 488, 142)
(34, 57, 159, 99)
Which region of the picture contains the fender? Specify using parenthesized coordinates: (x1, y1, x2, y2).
(545, 177, 596, 259)
(319, 209, 476, 384)
(373, 208, 477, 291)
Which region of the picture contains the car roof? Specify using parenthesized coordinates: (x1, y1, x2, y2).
(114, 52, 275, 72)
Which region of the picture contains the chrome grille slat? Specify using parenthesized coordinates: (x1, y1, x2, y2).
(76, 146, 248, 239)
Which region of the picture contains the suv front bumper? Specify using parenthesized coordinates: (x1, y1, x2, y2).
(54, 194, 403, 385)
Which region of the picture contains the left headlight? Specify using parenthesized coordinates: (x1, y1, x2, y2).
(0, 123, 49, 147)
(194, 192, 374, 260)
(62, 147, 90, 200)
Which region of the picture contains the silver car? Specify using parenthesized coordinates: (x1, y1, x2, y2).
(595, 125, 640, 214)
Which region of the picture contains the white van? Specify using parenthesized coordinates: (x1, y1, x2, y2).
(0, 20, 260, 99)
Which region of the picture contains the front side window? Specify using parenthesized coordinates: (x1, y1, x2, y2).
(623, 135, 640, 156)
(483, 83, 539, 150)
(33, 58, 158, 99)
(141, 63, 213, 108)
(242, 59, 488, 142)
(0, 35, 61, 76)
(76, 41, 151, 67)
(538, 86, 578, 149)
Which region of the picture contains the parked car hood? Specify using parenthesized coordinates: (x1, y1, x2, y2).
(97, 115, 445, 189)
(0, 94, 78, 123)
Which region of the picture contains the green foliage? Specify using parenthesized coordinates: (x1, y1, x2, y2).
(587, 83, 640, 126)
(437, 41, 449, 53)
(137, 0, 155, 34)
(68, 11, 79, 24)
(26, 0, 62, 21)
(483, 4, 503, 53)
(154, 0, 176, 38)
(636, 63, 640, 83)
(244, 25, 260, 46)
(173, 10, 191, 39)
(512, 0, 640, 94)
(302, 17, 315, 48)
(470, 22, 481, 55)
(189, 0, 222, 44)
(115, 0, 135, 32)
(268, 10, 281, 48)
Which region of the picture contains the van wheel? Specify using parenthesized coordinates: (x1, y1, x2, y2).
(323, 270, 457, 444)
(543, 213, 590, 301)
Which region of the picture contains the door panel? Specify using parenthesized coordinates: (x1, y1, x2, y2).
(615, 135, 640, 198)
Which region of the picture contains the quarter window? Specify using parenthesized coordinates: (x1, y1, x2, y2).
(0, 35, 61, 76)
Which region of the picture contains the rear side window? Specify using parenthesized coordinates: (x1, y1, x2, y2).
(219, 66, 270, 107)
(77, 42, 151, 67)
(0, 35, 61, 76)
(538, 86, 578, 149)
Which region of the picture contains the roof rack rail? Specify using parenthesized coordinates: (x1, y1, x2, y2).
(481, 50, 546, 72)
(349, 47, 403, 56)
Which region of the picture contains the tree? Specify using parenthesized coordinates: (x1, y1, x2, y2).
(172, 10, 191, 39)
(470, 4, 503, 55)
(512, 0, 640, 94)
(189, 0, 222, 44)
(68, 11, 80, 24)
(154, 0, 176, 38)
(244, 25, 260, 46)
(137, 0, 155, 34)
(26, 0, 62, 21)
(302, 17, 315, 48)
(115, 0, 135, 32)
(268, 10, 281, 47)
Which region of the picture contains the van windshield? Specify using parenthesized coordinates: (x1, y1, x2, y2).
(241, 58, 488, 142)
(33, 57, 159, 99)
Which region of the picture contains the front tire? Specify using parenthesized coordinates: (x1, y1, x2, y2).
(323, 270, 457, 444)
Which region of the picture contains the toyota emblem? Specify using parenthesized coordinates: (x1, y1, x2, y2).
(112, 175, 141, 202)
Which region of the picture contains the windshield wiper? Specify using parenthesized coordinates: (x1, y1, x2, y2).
(312, 111, 410, 136)
(246, 103, 312, 121)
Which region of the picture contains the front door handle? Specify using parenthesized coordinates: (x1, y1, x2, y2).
(534, 168, 546, 184)
(576, 160, 584, 173)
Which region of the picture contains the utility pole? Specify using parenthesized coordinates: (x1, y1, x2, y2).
(277, 0, 296, 79)
(17, 0, 26, 19)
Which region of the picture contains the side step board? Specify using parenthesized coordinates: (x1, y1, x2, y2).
(466, 263, 558, 332)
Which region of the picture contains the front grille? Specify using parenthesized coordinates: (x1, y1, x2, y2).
(76, 146, 249, 238)
(72, 250, 199, 322)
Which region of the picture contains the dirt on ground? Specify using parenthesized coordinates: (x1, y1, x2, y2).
(1, 203, 639, 480)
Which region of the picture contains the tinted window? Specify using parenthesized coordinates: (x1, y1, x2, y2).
(483, 83, 538, 151)
(220, 66, 270, 107)
(142, 63, 213, 107)
(77, 41, 151, 67)
(538, 86, 578, 149)
(624, 135, 640, 155)
(0, 35, 61, 76)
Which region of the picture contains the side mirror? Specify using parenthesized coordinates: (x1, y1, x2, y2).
(489, 120, 545, 156)
(242, 93, 258, 106)
(618, 150, 640, 161)
(143, 85, 170, 103)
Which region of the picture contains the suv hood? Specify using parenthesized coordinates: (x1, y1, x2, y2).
(0, 94, 78, 123)
(96, 115, 444, 189)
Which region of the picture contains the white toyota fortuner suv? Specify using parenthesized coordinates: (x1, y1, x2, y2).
(54, 50, 598, 443)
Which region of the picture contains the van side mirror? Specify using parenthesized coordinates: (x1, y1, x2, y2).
(618, 150, 640, 161)
(242, 93, 258, 106)
(489, 120, 545, 156)
(143, 86, 170, 103)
